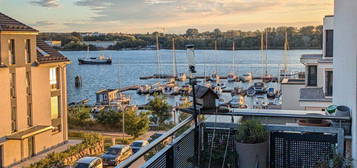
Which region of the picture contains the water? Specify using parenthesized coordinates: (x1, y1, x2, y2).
(64, 49, 321, 105)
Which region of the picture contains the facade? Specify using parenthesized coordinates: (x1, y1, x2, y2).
(282, 16, 334, 111)
(0, 13, 70, 167)
(281, 79, 305, 110)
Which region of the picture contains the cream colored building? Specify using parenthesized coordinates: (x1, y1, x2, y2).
(0, 13, 70, 167)
(282, 16, 334, 111)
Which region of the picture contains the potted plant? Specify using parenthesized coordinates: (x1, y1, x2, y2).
(235, 120, 268, 168)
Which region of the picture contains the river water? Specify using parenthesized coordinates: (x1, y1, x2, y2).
(63, 49, 321, 105)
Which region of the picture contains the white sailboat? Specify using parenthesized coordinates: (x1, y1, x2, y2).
(280, 31, 293, 78)
(262, 30, 272, 82)
(210, 40, 220, 83)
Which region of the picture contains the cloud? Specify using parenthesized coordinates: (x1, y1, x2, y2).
(30, 0, 60, 8)
(30, 20, 55, 27)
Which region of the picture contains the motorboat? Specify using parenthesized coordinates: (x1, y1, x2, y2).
(229, 95, 245, 108)
(162, 85, 180, 95)
(262, 74, 273, 83)
(210, 73, 220, 83)
(178, 73, 187, 81)
(247, 87, 256, 97)
(253, 82, 266, 93)
(227, 73, 237, 82)
(217, 98, 226, 107)
(137, 85, 151, 95)
(78, 55, 112, 65)
(231, 87, 243, 96)
(240, 73, 252, 82)
(267, 87, 276, 98)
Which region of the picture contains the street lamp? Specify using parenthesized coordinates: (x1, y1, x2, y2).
(186, 44, 199, 167)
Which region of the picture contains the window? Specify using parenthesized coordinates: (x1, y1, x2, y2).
(325, 30, 333, 57)
(8, 39, 15, 65)
(10, 73, 16, 98)
(307, 65, 317, 86)
(325, 71, 333, 96)
(50, 67, 58, 89)
(11, 106, 17, 132)
(25, 39, 31, 63)
(51, 96, 60, 119)
(27, 102, 32, 127)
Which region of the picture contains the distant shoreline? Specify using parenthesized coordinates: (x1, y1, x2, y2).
(59, 48, 322, 51)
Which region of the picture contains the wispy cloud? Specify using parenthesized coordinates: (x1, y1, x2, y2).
(30, 20, 55, 27)
(30, 0, 60, 8)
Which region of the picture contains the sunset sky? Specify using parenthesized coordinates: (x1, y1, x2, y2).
(0, 0, 333, 33)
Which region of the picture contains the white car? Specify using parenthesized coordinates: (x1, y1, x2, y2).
(74, 157, 103, 168)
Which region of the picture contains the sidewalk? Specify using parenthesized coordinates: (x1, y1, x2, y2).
(14, 140, 82, 168)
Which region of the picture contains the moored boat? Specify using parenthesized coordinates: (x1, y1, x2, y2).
(78, 55, 112, 65)
(240, 73, 252, 82)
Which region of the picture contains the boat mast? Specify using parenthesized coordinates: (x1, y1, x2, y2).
(214, 40, 218, 74)
(172, 38, 177, 78)
(86, 45, 89, 58)
(265, 30, 268, 76)
(156, 33, 161, 78)
(232, 40, 236, 74)
(260, 32, 264, 76)
(283, 31, 289, 78)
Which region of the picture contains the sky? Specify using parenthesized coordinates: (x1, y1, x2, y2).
(0, 0, 333, 33)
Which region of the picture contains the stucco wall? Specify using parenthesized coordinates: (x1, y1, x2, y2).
(0, 69, 12, 135)
(281, 84, 305, 110)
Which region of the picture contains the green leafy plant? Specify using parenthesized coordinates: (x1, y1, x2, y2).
(315, 153, 352, 168)
(236, 120, 268, 144)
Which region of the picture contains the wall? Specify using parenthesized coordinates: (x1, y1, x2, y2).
(333, 0, 357, 163)
(0, 69, 11, 136)
(281, 84, 304, 110)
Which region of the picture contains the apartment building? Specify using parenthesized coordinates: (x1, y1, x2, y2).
(0, 13, 70, 167)
(281, 16, 334, 111)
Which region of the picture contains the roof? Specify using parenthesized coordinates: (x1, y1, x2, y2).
(76, 157, 100, 163)
(300, 87, 332, 102)
(318, 58, 333, 63)
(190, 85, 218, 99)
(36, 39, 70, 64)
(6, 125, 53, 140)
(110, 144, 127, 149)
(0, 12, 38, 32)
(96, 89, 119, 94)
(301, 54, 323, 60)
(281, 78, 305, 85)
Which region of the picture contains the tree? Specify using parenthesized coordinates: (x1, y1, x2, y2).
(96, 110, 121, 126)
(186, 28, 199, 37)
(146, 94, 172, 125)
(124, 109, 150, 138)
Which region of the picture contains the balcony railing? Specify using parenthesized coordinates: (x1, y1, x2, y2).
(115, 109, 351, 168)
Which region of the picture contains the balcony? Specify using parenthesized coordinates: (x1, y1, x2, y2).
(115, 108, 351, 168)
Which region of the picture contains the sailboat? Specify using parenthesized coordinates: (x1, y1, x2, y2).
(210, 40, 220, 83)
(163, 38, 180, 95)
(227, 40, 238, 82)
(78, 46, 112, 65)
(280, 31, 293, 78)
(262, 30, 273, 83)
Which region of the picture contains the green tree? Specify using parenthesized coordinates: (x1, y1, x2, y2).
(124, 109, 150, 138)
(146, 94, 172, 125)
(96, 110, 121, 126)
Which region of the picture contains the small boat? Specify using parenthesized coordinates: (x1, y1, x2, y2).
(229, 95, 245, 108)
(231, 87, 243, 96)
(179, 84, 192, 95)
(149, 84, 163, 95)
(217, 98, 226, 107)
(210, 73, 220, 83)
(213, 86, 222, 95)
(253, 82, 266, 93)
(267, 87, 276, 98)
(262, 74, 273, 83)
(137, 85, 151, 95)
(162, 85, 180, 95)
(78, 55, 112, 65)
(178, 73, 187, 81)
(247, 87, 256, 97)
(227, 73, 237, 82)
(240, 73, 252, 82)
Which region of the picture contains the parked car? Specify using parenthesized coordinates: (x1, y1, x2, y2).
(130, 140, 149, 153)
(101, 145, 132, 166)
(148, 133, 172, 145)
(73, 157, 103, 168)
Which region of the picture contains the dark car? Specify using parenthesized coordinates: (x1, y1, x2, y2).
(73, 157, 103, 168)
(130, 140, 149, 153)
(101, 145, 132, 166)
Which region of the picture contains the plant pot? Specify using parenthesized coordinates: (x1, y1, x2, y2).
(335, 105, 350, 117)
(297, 119, 331, 127)
(235, 141, 268, 168)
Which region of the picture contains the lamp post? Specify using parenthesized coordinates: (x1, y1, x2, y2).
(186, 44, 199, 167)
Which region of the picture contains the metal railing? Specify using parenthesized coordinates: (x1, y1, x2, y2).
(115, 108, 351, 168)
(115, 116, 194, 168)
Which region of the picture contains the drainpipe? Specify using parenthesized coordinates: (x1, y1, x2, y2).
(333, 0, 357, 166)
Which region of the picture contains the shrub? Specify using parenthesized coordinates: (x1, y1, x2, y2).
(236, 120, 268, 144)
(27, 133, 103, 168)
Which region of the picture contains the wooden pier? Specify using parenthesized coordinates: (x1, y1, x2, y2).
(118, 85, 140, 92)
(140, 74, 281, 81)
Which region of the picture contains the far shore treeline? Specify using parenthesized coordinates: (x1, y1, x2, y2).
(39, 26, 323, 51)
